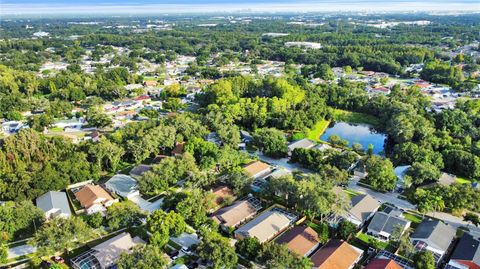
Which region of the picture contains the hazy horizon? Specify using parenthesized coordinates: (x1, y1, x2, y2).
(2, 0, 480, 17)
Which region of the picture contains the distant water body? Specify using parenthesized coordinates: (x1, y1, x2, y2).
(320, 121, 387, 155)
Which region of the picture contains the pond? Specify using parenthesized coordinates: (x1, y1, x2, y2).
(320, 121, 386, 154)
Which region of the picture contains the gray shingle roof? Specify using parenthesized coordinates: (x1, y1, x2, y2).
(288, 138, 316, 151)
(105, 174, 138, 197)
(129, 164, 152, 178)
(411, 219, 456, 252)
(349, 194, 380, 223)
(450, 233, 480, 265)
(368, 212, 410, 235)
(36, 191, 71, 216)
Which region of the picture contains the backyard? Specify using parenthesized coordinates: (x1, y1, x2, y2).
(306, 120, 330, 141)
(332, 108, 382, 127)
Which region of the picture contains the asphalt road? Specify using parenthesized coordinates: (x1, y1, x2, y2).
(7, 244, 36, 259)
(253, 150, 480, 237)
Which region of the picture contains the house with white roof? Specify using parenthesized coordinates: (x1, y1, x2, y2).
(105, 174, 139, 199)
(287, 138, 316, 156)
(36, 191, 72, 219)
(235, 207, 297, 243)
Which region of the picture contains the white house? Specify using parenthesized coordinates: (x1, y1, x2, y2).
(36, 191, 72, 219)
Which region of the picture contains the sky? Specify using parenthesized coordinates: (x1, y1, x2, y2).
(2, 0, 480, 16)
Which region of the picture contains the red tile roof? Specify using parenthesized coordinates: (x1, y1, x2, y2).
(364, 259, 402, 269)
(310, 240, 362, 269)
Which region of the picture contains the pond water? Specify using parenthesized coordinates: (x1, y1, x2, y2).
(320, 122, 386, 154)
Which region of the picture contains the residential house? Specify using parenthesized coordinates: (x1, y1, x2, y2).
(74, 185, 116, 215)
(211, 198, 261, 230)
(410, 219, 456, 263)
(243, 161, 272, 179)
(36, 191, 72, 219)
(314, 143, 333, 152)
(235, 207, 297, 243)
(171, 142, 185, 156)
(143, 80, 158, 87)
(285, 41, 322, 49)
(267, 168, 292, 180)
(71, 232, 143, 269)
(446, 233, 480, 269)
(366, 210, 411, 241)
(133, 95, 151, 103)
(206, 132, 222, 146)
(437, 172, 457, 186)
(370, 87, 391, 95)
(52, 118, 85, 131)
(345, 194, 380, 227)
(310, 239, 363, 269)
(2, 121, 26, 135)
(124, 84, 143, 91)
(364, 259, 403, 269)
(129, 164, 152, 178)
(287, 138, 316, 156)
(240, 130, 253, 143)
(375, 250, 413, 269)
(275, 225, 320, 256)
(105, 174, 139, 199)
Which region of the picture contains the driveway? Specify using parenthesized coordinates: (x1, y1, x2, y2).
(7, 244, 36, 259)
(129, 195, 163, 213)
(349, 178, 480, 237)
(249, 151, 312, 173)
(170, 232, 199, 248)
(250, 149, 480, 238)
(427, 211, 480, 237)
(347, 178, 416, 210)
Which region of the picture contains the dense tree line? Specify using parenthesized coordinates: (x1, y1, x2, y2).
(0, 129, 99, 201)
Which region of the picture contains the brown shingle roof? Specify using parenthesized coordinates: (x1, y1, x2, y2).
(310, 240, 362, 269)
(171, 142, 185, 156)
(243, 161, 270, 177)
(75, 185, 114, 209)
(211, 200, 257, 228)
(143, 81, 157, 87)
(276, 225, 320, 256)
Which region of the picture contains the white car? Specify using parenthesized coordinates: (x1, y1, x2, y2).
(181, 246, 193, 255)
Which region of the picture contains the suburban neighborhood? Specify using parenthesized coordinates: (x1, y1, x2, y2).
(1, 4, 480, 269)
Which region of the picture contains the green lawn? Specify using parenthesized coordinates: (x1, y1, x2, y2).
(332, 108, 381, 127)
(344, 189, 361, 198)
(403, 212, 423, 226)
(49, 126, 64, 132)
(456, 176, 471, 184)
(306, 120, 330, 141)
(306, 221, 324, 234)
(356, 232, 391, 250)
(143, 76, 158, 81)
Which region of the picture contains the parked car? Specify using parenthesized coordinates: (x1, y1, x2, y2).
(52, 256, 64, 264)
(181, 246, 193, 255)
